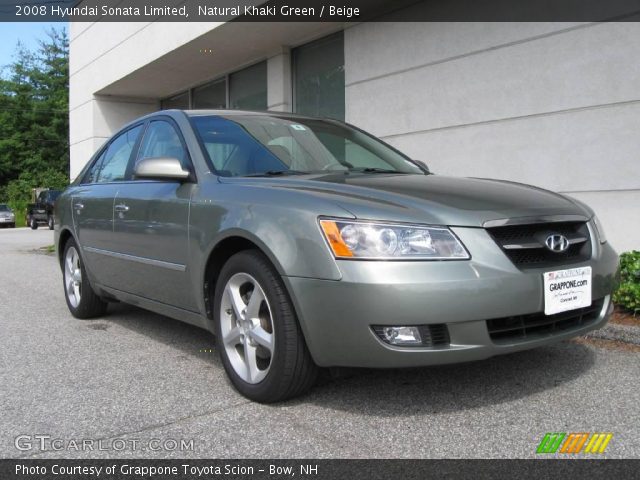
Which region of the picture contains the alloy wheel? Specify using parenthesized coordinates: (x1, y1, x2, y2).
(64, 246, 82, 308)
(219, 273, 275, 384)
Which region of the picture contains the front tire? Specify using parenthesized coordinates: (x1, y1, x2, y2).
(213, 250, 318, 403)
(62, 238, 107, 319)
(48, 215, 54, 230)
(30, 217, 38, 230)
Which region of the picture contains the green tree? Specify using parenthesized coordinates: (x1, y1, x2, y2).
(0, 27, 69, 201)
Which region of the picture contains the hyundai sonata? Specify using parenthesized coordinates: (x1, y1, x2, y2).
(55, 110, 617, 402)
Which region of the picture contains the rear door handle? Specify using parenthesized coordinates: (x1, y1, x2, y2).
(114, 204, 130, 213)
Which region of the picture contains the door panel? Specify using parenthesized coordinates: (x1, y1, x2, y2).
(110, 181, 196, 312)
(72, 184, 119, 283)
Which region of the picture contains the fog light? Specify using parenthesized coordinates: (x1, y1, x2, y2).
(381, 326, 422, 345)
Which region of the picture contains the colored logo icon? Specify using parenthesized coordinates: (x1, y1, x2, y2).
(536, 432, 613, 454)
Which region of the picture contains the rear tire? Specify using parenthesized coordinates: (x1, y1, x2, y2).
(62, 238, 107, 319)
(30, 217, 37, 230)
(213, 250, 318, 403)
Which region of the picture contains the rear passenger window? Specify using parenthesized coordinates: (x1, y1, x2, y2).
(84, 150, 106, 184)
(88, 125, 143, 183)
(136, 120, 188, 168)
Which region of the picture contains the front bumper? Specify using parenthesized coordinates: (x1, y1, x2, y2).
(284, 227, 618, 368)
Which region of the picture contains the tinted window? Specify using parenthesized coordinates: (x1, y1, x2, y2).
(0, 204, 9, 212)
(136, 120, 188, 168)
(293, 32, 345, 121)
(88, 125, 143, 183)
(84, 150, 106, 184)
(161, 91, 189, 110)
(193, 79, 226, 109)
(229, 62, 267, 111)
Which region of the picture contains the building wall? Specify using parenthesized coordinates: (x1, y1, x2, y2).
(345, 20, 639, 252)
(70, 17, 639, 252)
(69, 22, 217, 180)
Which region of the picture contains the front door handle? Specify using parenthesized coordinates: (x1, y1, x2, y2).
(114, 204, 130, 213)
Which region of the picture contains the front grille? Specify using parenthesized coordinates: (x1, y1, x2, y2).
(487, 298, 604, 344)
(372, 324, 450, 347)
(486, 221, 591, 268)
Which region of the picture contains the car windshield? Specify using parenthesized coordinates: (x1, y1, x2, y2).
(191, 115, 424, 177)
(0, 204, 9, 212)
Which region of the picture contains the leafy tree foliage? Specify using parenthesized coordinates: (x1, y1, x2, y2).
(0, 27, 69, 205)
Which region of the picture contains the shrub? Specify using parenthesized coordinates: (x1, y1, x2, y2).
(613, 250, 640, 313)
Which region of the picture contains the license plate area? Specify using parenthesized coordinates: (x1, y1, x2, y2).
(543, 266, 592, 315)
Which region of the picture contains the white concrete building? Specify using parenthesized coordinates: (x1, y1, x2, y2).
(70, 15, 640, 252)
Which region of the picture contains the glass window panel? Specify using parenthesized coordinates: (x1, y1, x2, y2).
(191, 115, 422, 177)
(229, 62, 267, 111)
(137, 121, 187, 167)
(94, 125, 143, 183)
(161, 91, 189, 110)
(293, 32, 345, 121)
(83, 150, 106, 184)
(193, 78, 227, 109)
(191, 116, 286, 176)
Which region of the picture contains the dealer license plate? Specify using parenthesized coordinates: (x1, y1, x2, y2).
(543, 266, 592, 315)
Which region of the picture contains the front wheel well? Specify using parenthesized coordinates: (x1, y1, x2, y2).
(203, 236, 268, 319)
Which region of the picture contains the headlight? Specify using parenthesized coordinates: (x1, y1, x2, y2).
(319, 219, 470, 260)
(592, 215, 607, 244)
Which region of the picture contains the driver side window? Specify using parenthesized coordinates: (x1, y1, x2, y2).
(136, 120, 188, 169)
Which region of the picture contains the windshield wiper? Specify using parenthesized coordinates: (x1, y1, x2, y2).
(348, 167, 408, 174)
(244, 170, 310, 177)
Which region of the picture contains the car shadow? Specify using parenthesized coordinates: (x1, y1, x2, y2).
(97, 302, 222, 369)
(94, 303, 596, 414)
(299, 341, 596, 415)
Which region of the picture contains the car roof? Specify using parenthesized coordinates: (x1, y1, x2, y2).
(181, 109, 335, 122)
(115, 109, 343, 142)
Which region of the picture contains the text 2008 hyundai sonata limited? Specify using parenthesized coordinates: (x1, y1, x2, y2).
(55, 110, 618, 402)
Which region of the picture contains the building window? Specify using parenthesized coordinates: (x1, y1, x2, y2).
(292, 32, 345, 121)
(229, 61, 267, 110)
(161, 61, 267, 111)
(160, 91, 189, 110)
(193, 78, 227, 109)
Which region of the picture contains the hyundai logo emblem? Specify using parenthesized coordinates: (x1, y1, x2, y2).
(545, 234, 570, 253)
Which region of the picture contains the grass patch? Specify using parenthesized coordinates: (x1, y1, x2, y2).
(40, 244, 56, 255)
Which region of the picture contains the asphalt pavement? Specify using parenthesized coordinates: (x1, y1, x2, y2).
(0, 227, 638, 458)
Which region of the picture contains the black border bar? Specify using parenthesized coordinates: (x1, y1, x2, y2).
(3, 0, 640, 22)
(1, 459, 639, 480)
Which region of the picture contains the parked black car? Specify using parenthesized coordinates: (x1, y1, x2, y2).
(27, 190, 61, 230)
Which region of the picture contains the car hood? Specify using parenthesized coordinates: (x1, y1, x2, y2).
(222, 173, 592, 227)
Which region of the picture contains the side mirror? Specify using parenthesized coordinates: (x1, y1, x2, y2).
(412, 159, 430, 173)
(134, 157, 191, 182)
